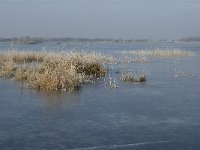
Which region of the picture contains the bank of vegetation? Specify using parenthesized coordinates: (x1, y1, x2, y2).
(0, 48, 194, 91)
(0, 50, 113, 91)
(122, 48, 194, 57)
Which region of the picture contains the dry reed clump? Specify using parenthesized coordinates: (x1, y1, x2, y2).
(0, 50, 109, 91)
(0, 50, 47, 63)
(0, 61, 17, 77)
(120, 71, 146, 82)
(123, 48, 194, 57)
(120, 56, 148, 63)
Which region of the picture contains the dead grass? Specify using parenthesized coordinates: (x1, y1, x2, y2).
(0, 61, 17, 77)
(120, 71, 146, 82)
(123, 48, 194, 57)
(0, 50, 110, 91)
(0, 50, 46, 63)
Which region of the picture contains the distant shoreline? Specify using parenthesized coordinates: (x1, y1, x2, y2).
(0, 36, 200, 45)
(0, 37, 153, 44)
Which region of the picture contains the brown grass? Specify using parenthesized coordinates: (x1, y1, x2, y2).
(120, 71, 146, 82)
(0, 50, 110, 91)
(123, 48, 194, 57)
(0, 50, 46, 63)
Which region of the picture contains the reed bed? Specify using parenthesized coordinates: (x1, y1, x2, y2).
(120, 71, 146, 82)
(119, 56, 148, 63)
(0, 50, 111, 91)
(0, 50, 47, 63)
(123, 48, 194, 57)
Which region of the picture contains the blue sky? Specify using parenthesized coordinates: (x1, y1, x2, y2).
(0, 0, 200, 39)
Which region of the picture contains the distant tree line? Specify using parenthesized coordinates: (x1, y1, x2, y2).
(0, 37, 43, 44)
(179, 36, 200, 42)
(1, 36, 200, 44)
(0, 37, 151, 44)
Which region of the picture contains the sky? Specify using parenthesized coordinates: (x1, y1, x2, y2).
(0, 0, 200, 39)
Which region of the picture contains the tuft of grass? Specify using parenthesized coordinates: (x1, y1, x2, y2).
(120, 56, 148, 64)
(123, 48, 194, 57)
(0, 61, 17, 77)
(120, 71, 146, 82)
(0, 50, 110, 91)
(0, 50, 46, 63)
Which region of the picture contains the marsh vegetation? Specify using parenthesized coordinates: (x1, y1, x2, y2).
(0, 48, 195, 91)
(0, 50, 112, 91)
(120, 70, 146, 82)
(122, 48, 194, 57)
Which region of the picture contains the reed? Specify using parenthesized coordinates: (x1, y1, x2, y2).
(0, 61, 17, 77)
(0, 50, 110, 91)
(123, 48, 194, 57)
(0, 50, 47, 63)
(120, 71, 146, 82)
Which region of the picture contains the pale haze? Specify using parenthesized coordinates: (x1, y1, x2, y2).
(0, 0, 200, 39)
